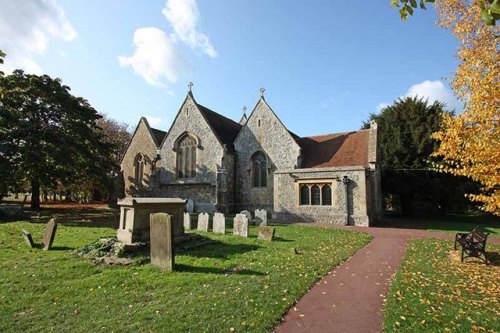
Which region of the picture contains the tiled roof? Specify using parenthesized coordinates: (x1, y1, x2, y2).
(197, 104, 242, 151)
(297, 130, 370, 168)
(150, 128, 167, 148)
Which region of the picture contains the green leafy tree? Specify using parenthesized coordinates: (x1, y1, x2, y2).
(0, 70, 114, 209)
(363, 96, 474, 215)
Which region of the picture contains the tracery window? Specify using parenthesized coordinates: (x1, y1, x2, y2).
(299, 183, 333, 206)
(176, 134, 197, 179)
(134, 154, 145, 184)
(251, 151, 267, 188)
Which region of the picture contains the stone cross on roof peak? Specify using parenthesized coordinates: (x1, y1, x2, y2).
(188, 82, 193, 92)
(260, 87, 265, 98)
(242, 106, 247, 116)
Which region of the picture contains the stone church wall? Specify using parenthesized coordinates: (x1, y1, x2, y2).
(273, 166, 371, 226)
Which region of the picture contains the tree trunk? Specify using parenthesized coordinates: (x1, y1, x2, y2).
(31, 179, 41, 210)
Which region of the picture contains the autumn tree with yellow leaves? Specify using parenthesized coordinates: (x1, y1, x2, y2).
(430, 1, 499, 215)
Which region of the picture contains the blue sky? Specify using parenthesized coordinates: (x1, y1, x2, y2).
(0, 0, 460, 136)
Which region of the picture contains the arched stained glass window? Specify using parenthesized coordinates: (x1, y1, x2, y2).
(322, 185, 332, 206)
(251, 152, 267, 187)
(177, 134, 197, 179)
(134, 154, 144, 185)
(311, 185, 321, 205)
(300, 185, 310, 205)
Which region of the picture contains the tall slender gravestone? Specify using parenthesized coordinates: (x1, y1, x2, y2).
(213, 212, 225, 234)
(150, 213, 174, 272)
(183, 212, 192, 230)
(255, 209, 267, 226)
(233, 214, 248, 237)
(197, 213, 209, 232)
(42, 218, 57, 251)
(21, 230, 35, 248)
(240, 210, 253, 225)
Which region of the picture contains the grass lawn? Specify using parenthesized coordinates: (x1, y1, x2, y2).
(419, 215, 500, 237)
(384, 238, 500, 332)
(0, 218, 371, 333)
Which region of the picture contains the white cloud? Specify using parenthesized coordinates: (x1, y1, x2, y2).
(162, 0, 217, 58)
(0, 0, 77, 73)
(375, 80, 461, 113)
(118, 27, 186, 87)
(145, 116, 163, 127)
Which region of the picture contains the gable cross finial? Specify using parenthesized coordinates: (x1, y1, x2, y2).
(260, 87, 265, 98)
(188, 82, 193, 92)
(242, 106, 247, 116)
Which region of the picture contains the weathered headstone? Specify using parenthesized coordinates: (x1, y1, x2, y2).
(150, 213, 174, 271)
(197, 213, 209, 232)
(240, 210, 252, 225)
(233, 214, 248, 237)
(42, 218, 57, 251)
(258, 226, 275, 241)
(21, 230, 35, 248)
(255, 209, 267, 226)
(183, 212, 192, 230)
(186, 198, 195, 213)
(213, 212, 225, 234)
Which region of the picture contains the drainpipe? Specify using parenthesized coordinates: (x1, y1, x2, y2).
(342, 176, 350, 226)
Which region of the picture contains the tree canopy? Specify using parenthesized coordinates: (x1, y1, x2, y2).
(0, 69, 115, 209)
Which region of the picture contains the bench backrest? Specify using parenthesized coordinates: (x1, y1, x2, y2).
(471, 228, 488, 244)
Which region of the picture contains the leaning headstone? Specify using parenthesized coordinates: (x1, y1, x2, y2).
(233, 214, 248, 237)
(150, 213, 174, 271)
(258, 226, 275, 241)
(21, 230, 35, 248)
(183, 212, 192, 230)
(186, 198, 195, 213)
(213, 212, 225, 234)
(42, 218, 57, 251)
(197, 213, 209, 232)
(255, 209, 267, 226)
(240, 210, 253, 225)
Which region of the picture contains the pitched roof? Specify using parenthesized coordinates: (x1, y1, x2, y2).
(150, 128, 167, 147)
(197, 103, 242, 151)
(297, 130, 370, 168)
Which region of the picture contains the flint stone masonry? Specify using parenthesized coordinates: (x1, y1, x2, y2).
(197, 212, 210, 232)
(149, 213, 174, 271)
(255, 209, 268, 226)
(42, 218, 57, 250)
(212, 212, 225, 234)
(117, 198, 186, 244)
(233, 214, 248, 237)
(240, 210, 252, 225)
(183, 212, 192, 230)
(258, 226, 275, 241)
(22, 230, 35, 248)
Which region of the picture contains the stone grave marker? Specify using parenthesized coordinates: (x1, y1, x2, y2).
(240, 210, 252, 225)
(183, 212, 192, 230)
(255, 209, 267, 226)
(186, 198, 195, 213)
(258, 226, 275, 241)
(150, 213, 174, 271)
(21, 230, 35, 248)
(197, 213, 209, 232)
(213, 212, 225, 234)
(42, 218, 58, 251)
(233, 214, 248, 237)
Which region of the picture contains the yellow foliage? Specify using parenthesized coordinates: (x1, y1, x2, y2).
(432, 0, 500, 215)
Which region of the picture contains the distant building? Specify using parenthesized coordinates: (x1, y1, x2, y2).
(121, 88, 381, 226)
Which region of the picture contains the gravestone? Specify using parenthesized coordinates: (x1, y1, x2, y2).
(42, 218, 57, 251)
(197, 213, 210, 232)
(186, 198, 195, 213)
(183, 212, 192, 230)
(21, 230, 35, 248)
(233, 214, 248, 237)
(240, 210, 252, 225)
(258, 226, 275, 241)
(213, 212, 225, 234)
(255, 209, 267, 226)
(150, 213, 174, 271)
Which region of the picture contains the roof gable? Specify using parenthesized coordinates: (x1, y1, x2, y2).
(119, 117, 164, 164)
(196, 103, 242, 152)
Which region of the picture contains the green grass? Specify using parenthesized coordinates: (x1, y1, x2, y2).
(418, 215, 500, 237)
(384, 238, 500, 332)
(0, 220, 371, 333)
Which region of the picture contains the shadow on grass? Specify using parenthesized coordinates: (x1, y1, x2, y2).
(486, 252, 500, 266)
(175, 264, 265, 276)
(180, 242, 261, 259)
(49, 246, 75, 251)
(272, 236, 294, 243)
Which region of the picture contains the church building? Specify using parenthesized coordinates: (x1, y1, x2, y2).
(120, 87, 382, 226)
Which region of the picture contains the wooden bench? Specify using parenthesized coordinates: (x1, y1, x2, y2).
(454, 228, 489, 263)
